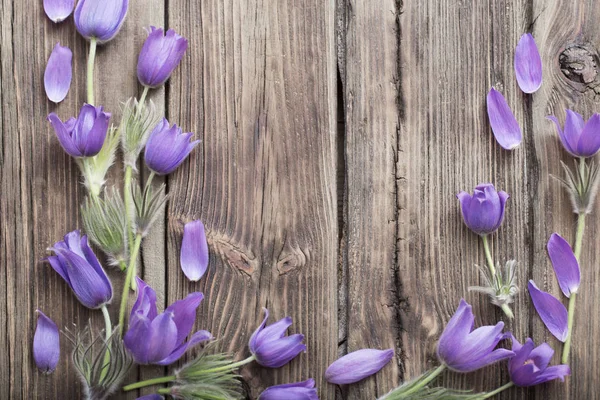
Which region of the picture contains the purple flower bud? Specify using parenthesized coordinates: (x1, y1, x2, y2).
(44, 43, 72, 103)
(528, 280, 568, 342)
(325, 348, 394, 385)
(47, 230, 113, 309)
(487, 88, 522, 150)
(137, 27, 188, 88)
(47, 104, 111, 158)
(259, 379, 318, 400)
(547, 109, 600, 158)
(43, 0, 74, 23)
(508, 335, 570, 387)
(547, 233, 580, 298)
(437, 299, 514, 372)
(457, 183, 509, 236)
(514, 33, 542, 94)
(74, 0, 128, 43)
(249, 308, 306, 368)
(144, 118, 199, 175)
(33, 310, 60, 374)
(124, 278, 212, 365)
(136, 396, 164, 400)
(180, 220, 209, 282)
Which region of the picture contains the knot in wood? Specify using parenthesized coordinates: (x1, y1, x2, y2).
(559, 45, 598, 84)
(209, 236, 257, 276)
(277, 249, 307, 275)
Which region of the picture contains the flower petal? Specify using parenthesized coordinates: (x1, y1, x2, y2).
(249, 308, 270, 353)
(254, 334, 306, 368)
(576, 113, 600, 157)
(451, 348, 515, 373)
(156, 330, 212, 365)
(180, 220, 209, 281)
(136, 395, 164, 400)
(325, 348, 394, 385)
(47, 113, 82, 157)
(528, 280, 568, 342)
(528, 342, 554, 371)
(437, 299, 474, 363)
(145, 312, 178, 363)
(531, 365, 571, 386)
(131, 277, 158, 321)
(165, 292, 204, 346)
(74, 0, 129, 43)
(487, 88, 522, 150)
(33, 310, 60, 374)
(259, 379, 318, 400)
(547, 233, 580, 297)
(43, 0, 74, 23)
(44, 43, 72, 103)
(514, 33, 542, 93)
(123, 312, 153, 364)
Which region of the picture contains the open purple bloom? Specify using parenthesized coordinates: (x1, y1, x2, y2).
(180, 220, 209, 282)
(249, 308, 306, 368)
(528, 280, 568, 342)
(437, 299, 514, 372)
(137, 27, 188, 88)
(44, 43, 72, 103)
(457, 183, 509, 236)
(325, 348, 394, 385)
(508, 335, 570, 387)
(124, 277, 212, 365)
(514, 33, 542, 94)
(144, 118, 199, 175)
(43, 0, 74, 23)
(74, 0, 129, 43)
(547, 233, 580, 298)
(47, 104, 110, 158)
(47, 230, 113, 309)
(259, 379, 318, 400)
(547, 109, 600, 158)
(487, 88, 522, 150)
(33, 310, 60, 374)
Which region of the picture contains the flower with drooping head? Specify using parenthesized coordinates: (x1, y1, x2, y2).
(43, 0, 74, 23)
(436, 299, 514, 372)
(44, 43, 72, 103)
(508, 335, 570, 387)
(456, 183, 509, 236)
(528, 280, 568, 342)
(547, 110, 600, 158)
(325, 348, 394, 384)
(144, 118, 199, 175)
(249, 308, 306, 368)
(137, 27, 188, 88)
(547, 233, 580, 298)
(514, 33, 542, 94)
(180, 220, 209, 282)
(259, 379, 318, 400)
(47, 104, 111, 158)
(47, 230, 113, 309)
(487, 88, 522, 150)
(74, 0, 129, 43)
(124, 277, 212, 365)
(33, 310, 60, 374)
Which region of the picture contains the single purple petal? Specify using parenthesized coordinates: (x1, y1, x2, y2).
(576, 113, 600, 157)
(165, 292, 204, 346)
(144, 312, 178, 363)
(249, 308, 270, 353)
(47, 113, 82, 157)
(259, 379, 318, 400)
(454, 323, 505, 362)
(46, 255, 71, 286)
(564, 110, 585, 151)
(44, 43, 72, 103)
(547, 115, 576, 156)
(130, 277, 158, 321)
(325, 348, 394, 385)
(528, 342, 554, 371)
(451, 348, 515, 373)
(437, 299, 474, 362)
(156, 330, 212, 365)
(547, 233, 580, 297)
(33, 310, 60, 374)
(531, 365, 571, 386)
(528, 280, 568, 342)
(123, 312, 153, 364)
(253, 317, 293, 349)
(509, 336, 536, 371)
(514, 33, 542, 93)
(180, 220, 209, 281)
(43, 0, 75, 22)
(487, 88, 522, 150)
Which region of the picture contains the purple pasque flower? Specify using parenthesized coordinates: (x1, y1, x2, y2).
(47, 230, 113, 309)
(136, 396, 164, 400)
(44, 43, 72, 103)
(43, 0, 74, 23)
(74, 0, 128, 43)
(180, 220, 209, 282)
(508, 335, 570, 387)
(514, 33, 542, 94)
(33, 310, 60, 374)
(124, 277, 212, 365)
(547, 233, 580, 298)
(457, 183, 509, 236)
(249, 308, 306, 368)
(144, 118, 199, 175)
(137, 27, 188, 88)
(487, 88, 522, 150)
(547, 109, 600, 158)
(259, 379, 318, 400)
(528, 280, 568, 342)
(47, 104, 111, 158)
(436, 299, 514, 372)
(325, 348, 394, 384)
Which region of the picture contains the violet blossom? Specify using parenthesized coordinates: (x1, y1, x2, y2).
(487, 88, 522, 150)
(528, 280, 568, 342)
(74, 0, 129, 43)
(259, 379, 318, 400)
(137, 27, 188, 88)
(144, 118, 199, 175)
(514, 33, 542, 94)
(457, 183, 509, 236)
(325, 348, 394, 385)
(33, 310, 60, 374)
(547, 110, 600, 158)
(508, 335, 570, 386)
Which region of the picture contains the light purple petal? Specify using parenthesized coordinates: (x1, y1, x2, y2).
(44, 43, 72, 103)
(509, 336, 535, 371)
(437, 299, 474, 362)
(33, 310, 60, 374)
(487, 88, 522, 150)
(528, 342, 554, 371)
(44, 0, 75, 22)
(528, 280, 568, 342)
(514, 33, 542, 94)
(259, 379, 318, 400)
(47, 113, 82, 157)
(136, 395, 164, 400)
(165, 292, 204, 346)
(325, 348, 394, 385)
(180, 220, 209, 281)
(145, 312, 178, 363)
(576, 113, 600, 157)
(531, 365, 570, 386)
(254, 317, 293, 349)
(249, 308, 270, 353)
(547, 233, 580, 297)
(254, 334, 306, 368)
(451, 348, 515, 373)
(123, 312, 153, 364)
(564, 109, 585, 153)
(74, 0, 129, 43)
(137, 27, 188, 88)
(131, 277, 158, 321)
(156, 330, 212, 365)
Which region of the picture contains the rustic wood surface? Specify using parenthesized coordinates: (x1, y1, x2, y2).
(2, 0, 600, 399)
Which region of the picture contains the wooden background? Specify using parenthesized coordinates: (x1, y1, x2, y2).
(2, 0, 600, 399)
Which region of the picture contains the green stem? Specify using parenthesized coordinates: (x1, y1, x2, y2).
(402, 364, 446, 396)
(118, 234, 143, 336)
(122, 375, 176, 391)
(190, 355, 256, 376)
(481, 235, 496, 276)
(573, 213, 586, 260)
(146, 171, 156, 188)
(500, 304, 514, 319)
(100, 305, 112, 381)
(562, 292, 577, 364)
(87, 37, 97, 105)
(481, 382, 514, 399)
(157, 388, 170, 395)
(124, 166, 135, 253)
(118, 260, 127, 272)
(138, 86, 150, 108)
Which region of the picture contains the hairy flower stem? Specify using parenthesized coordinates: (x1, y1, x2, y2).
(122, 375, 176, 391)
(138, 86, 150, 110)
(481, 382, 514, 399)
(481, 235, 496, 276)
(87, 37, 97, 105)
(118, 234, 143, 336)
(124, 165, 136, 290)
(401, 364, 446, 396)
(192, 355, 256, 375)
(100, 305, 112, 381)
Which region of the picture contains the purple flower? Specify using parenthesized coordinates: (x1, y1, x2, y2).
(144, 118, 199, 175)
(547, 233, 580, 298)
(259, 379, 318, 400)
(47, 230, 113, 309)
(547, 109, 600, 158)
(487, 88, 522, 150)
(44, 43, 72, 103)
(514, 33, 542, 94)
(47, 104, 111, 158)
(136, 396, 164, 400)
(457, 183, 509, 236)
(437, 299, 514, 372)
(180, 220, 209, 282)
(325, 348, 394, 385)
(508, 335, 570, 387)
(43, 0, 74, 23)
(528, 280, 568, 342)
(137, 27, 188, 88)
(124, 277, 212, 365)
(33, 310, 60, 374)
(249, 308, 306, 368)
(74, 0, 128, 43)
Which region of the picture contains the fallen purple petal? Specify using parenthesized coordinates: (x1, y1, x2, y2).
(487, 88, 522, 150)
(44, 43, 72, 103)
(514, 33, 542, 94)
(528, 280, 568, 342)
